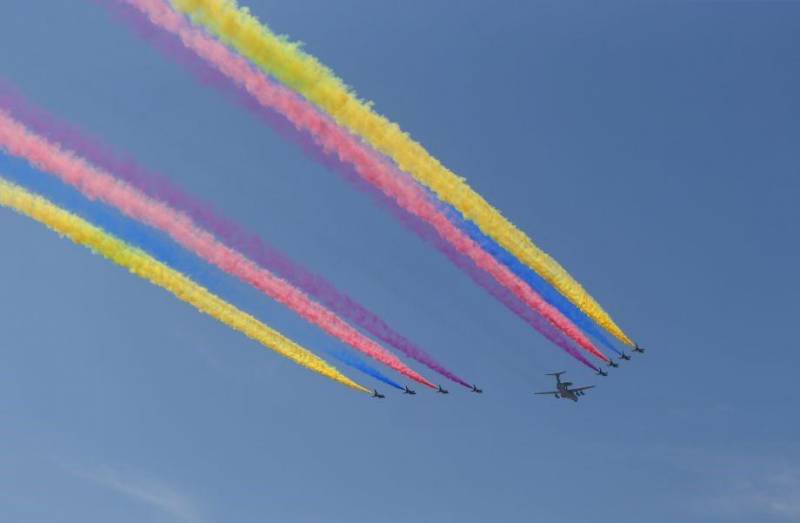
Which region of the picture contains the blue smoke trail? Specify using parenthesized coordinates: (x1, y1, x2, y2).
(1, 152, 413, 385)
(0, 151, 222, 291)
(438, 200, 622, 356)
(0, 154, 410, 390)
(326, 347, 405, 391)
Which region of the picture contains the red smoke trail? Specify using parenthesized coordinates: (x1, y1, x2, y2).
(97, 1, 593, 375)
(0, 77, 472, 388)
(0, 109, 436, 388)
(123, 0, 609, 363)
(343, 164, 600, 372)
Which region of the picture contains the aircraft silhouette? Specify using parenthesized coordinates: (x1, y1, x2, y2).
(535, 372, 595, 403)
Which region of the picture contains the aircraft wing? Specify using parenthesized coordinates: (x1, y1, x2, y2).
(569, 386, 595, 393)
(534, 391, 559, 395)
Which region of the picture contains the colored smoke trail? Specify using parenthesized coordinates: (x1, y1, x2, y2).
(442, 204, 622, 356)
(168, 0, 633, 348)
(326, 348, 405, 392)
(96, 2, 587, 376)
(0, 110, 436, 388)
(394, 205, 600, 372)
(338, 158, 599, 372)
(0, 151, 209, 288)
(121, 0, 609, 364)
(0, 177, 368, 393)
(0, 79, 470, 389)
(1, 151, 414, 388)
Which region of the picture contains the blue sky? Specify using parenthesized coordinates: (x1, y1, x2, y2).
(1, 1, 799, 522)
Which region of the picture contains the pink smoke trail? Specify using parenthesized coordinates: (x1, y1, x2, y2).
(123, 0, 609, 363)
(344, 164, 600, 372)
(0, 109, 436, 388)
(96, 0, 593, 375)
(0, 79, 472, 388)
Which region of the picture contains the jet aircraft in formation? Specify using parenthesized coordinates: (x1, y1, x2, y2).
(374, 343, 645, 399)
(610, 342, 647, 365)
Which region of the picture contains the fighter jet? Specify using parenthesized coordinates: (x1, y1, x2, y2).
(371, 389, 385, 399)
(633, 343, 646, 354)
(619, 352, 631, 361)
(596, 368, 608, 377)
(471, 384, 483, 394)
(436, 385, 449, 394)
(403, 385, 416, 395)
(608, 359, 619, 368)
(535, 372, 595, 402)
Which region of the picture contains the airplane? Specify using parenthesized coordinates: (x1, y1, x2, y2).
(471, 384, 483, 394)
(403, 385, 416, 395)
(619, 352, 631, 361)
(608, 359, 619, 368)
(534, 372, 595, 402)
(371, 389, 385, 399)
(596, 368, 608, 377)
(436, 385, 449, 394)
(633, 343, 646, 354)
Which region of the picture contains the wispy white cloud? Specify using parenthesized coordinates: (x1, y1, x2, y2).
(72, 464, 204, 523)
(706, 467, 800, 521)
(663, 449, 800, 522)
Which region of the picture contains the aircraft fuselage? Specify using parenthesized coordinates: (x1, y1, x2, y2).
(557, 384, 579, 402)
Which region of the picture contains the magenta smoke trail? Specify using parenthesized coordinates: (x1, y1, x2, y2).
(362, 181, 598, 372)
(0, 80, 471, 388)
(121, 0, 609, 364)
(0, 109, 436, 388)
(338, 154, 599, 372)
(97, 1, 595, 373)
(98, 0, 597, 372)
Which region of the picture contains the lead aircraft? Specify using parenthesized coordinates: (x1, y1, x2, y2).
(534, 372, 595, 403)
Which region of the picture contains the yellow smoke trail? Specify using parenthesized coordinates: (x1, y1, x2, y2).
(0, 177, 369, 393)
(168, 0, 633, 346)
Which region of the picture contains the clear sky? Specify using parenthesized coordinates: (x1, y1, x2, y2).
(1, 1, 798, 522)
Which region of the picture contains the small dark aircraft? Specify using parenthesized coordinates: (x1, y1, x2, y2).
(633, 343, 646, 354)
(436, 385, 449, 394)
(596, 368, 608, 377)
(403, 385, 416, 395)
(535, 372, 595, 402)
(471, 384, 483, 394)
(371, 389, 385, 399)
(619, 352, 631, 361)
(608, 359, 619, 368)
